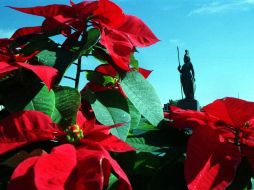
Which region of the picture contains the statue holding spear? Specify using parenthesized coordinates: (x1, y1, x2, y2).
(177, 48, 195, 100)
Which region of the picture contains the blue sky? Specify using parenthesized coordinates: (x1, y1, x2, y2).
(1, 0, 254, 106)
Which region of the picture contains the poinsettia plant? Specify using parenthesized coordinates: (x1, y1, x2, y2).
(167, 97, 254, 190)
(0, 0, 164, 189)
(1, 0, 254, 190)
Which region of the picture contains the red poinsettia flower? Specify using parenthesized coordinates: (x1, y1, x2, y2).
(9, 143, 132, 190)
(9, 0, 159, 71)
(0, 110, 62, 155)
(8, 0, 124, 36)
(76, 111, 134, 153)
(0, 110, 134, 190)
(202, 97, 254, 169)
(99, 14, 159, 71)
(11, 26, 42, 40)
(167, 97, 254, 190)
(0, 38, 58, 89)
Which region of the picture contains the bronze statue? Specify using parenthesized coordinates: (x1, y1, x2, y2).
(178, 50, 195, 99)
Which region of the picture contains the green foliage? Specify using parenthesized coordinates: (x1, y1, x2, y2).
(107, 173, 119, 190)
(126, 137, 162, 152)
(54, 86, 81, 127)
(120, 71, 163, 126)
(24, 85, 55, 116)
(0, 2, 204, 190)
(130, 53, 139, 69)
(0, 74, 80, 127)
(86, 71, 115, 86)
(84, 89, 131, 140)
(36, 48, 75, 83)
(0, 73, 44, 113)
(127, 99, 141, 130)
(82, 28, 101, 54)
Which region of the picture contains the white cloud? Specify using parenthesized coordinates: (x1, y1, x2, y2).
(0, 29, 14, 38)
(189, 0, 254, 15)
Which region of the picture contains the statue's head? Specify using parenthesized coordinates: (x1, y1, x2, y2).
(184, 50, 190, 63)
(184, 56, 190, 63)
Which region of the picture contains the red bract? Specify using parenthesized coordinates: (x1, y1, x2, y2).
(8, 4, 73, 18)
(0, 61, 19, 78)
(99, 15, 159, 70)
(9, 144, 77, 190)
(184, 121, 241, 190)
(167, 97, 254, 190)
(93, 0, 125, 27)
(203, 97, 254, 129)
(77, 111, 134, 152)
(100, 28, 133, 71)
(0, 110, 62, 155)
(9, 1, 125, 34)
(9, 0, 159, 71)
(95, 64, 152, 79)
(203, 97, 254, 169)
(117, 15, 160, 47)
(9, 143, 132, 190)
(11, 26, 42, 39)
(72, 0, 125, 28)
(1, 110, 133, 190)
(95, 64, 118, 77)
(138, 68, 152, 78)
(0, 38, 59, 89)
(16, 62, 59, 90)
(98, 14, 159, 70)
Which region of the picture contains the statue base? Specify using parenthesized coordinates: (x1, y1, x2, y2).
(177, 99, 200, 111)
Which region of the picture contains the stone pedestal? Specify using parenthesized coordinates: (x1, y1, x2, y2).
(177, 99, 200, 111)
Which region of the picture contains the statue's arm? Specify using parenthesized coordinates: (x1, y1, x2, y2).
(177, 65, 182, 73)
(190, 63, 195, 80)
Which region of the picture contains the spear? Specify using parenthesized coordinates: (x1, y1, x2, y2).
(177, 46, 184, 99)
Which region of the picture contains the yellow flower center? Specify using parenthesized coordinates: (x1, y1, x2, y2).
(65, 124, 84, 144)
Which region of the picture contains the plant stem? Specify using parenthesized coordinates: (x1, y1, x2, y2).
(75, 57, 82, 89)
(74, 20, 88, 89)
(64, 76, 76, 81)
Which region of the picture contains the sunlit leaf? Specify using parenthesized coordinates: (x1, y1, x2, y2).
(120, 71, 163, 126)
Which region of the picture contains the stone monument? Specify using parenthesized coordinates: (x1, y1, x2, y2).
(177, 49, 200, 110)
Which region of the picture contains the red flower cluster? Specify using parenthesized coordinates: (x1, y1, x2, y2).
(0, 1, 160, 189)
(0, 110, 134, 190)
(167, 97, 254, 190)
(9, 0, 159, 71)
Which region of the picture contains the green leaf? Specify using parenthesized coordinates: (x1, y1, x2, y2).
(35, 48, 75, 84)
(120, 71, 163, 126)
(130, 118, 158, 135)
(0, 76, 44, 113)
(127, 99, 141, 130)
(130, 53, 139, 69)
(84, 28, 101, 50)
(24, 85, 55, 117)
(19, 37, 57, 56)
(11, 34, 58, 54)
(126, 137, 162, 153)
(84, 89, 131, 140)
(51, 107, 62, 124)
(92, 47, 110, 64)
(54, 86, 81, 127)
(86, 71, 115, 86)
(106, 173, 118, 190)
